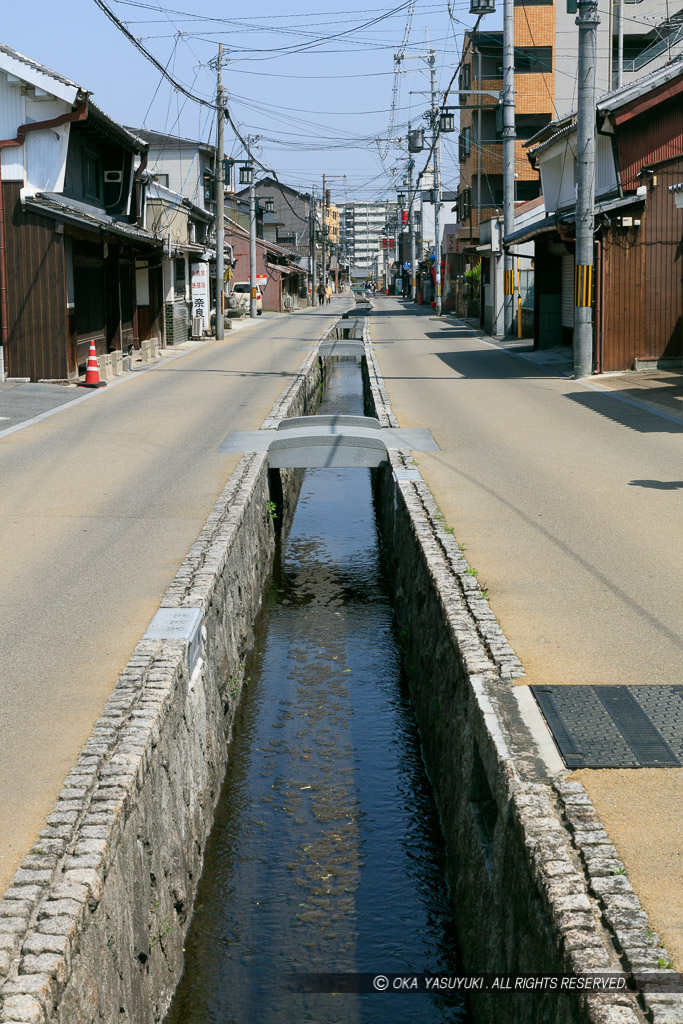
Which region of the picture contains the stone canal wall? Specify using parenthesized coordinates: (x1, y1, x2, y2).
(2, 310, 672, 1024)
(363, 332, 652, 1024)
(0, 339, 329, 1024)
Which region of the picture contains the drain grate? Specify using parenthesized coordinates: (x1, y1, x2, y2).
(531, 685, 683, 768)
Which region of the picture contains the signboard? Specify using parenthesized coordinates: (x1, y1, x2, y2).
(403, 261, 411, 270)
(256, 275, 268, 285)
(190, 263, 209, 328)
(144, 607, 203, 678)
(445, 236, 461, 254)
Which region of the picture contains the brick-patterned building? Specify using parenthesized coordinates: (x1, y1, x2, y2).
(454, 4, 556, 244)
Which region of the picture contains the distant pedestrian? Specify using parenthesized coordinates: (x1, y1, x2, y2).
(317, 282, 325, 305)
(325, 283, 332, 305)
(371, 282, 377, 297)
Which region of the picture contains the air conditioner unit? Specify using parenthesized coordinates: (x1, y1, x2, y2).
(191, 316, 204, 338)
(104, 170, 123, 183)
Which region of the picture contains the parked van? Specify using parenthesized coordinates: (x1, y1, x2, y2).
(231, 282, 263, 314)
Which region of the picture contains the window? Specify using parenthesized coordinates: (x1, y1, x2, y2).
(516, 46, 552, 73)
(497, 47, 553, 74)
(174, 258, 186, 298)
(459, 63, 472, 103)
(155, 173, 169, 187)
(82, 149, 102, 203)
(515, 113, 553, 139)
(459, 126, 471, 162)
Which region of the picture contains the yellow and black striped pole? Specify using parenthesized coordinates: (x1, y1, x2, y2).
(504, 269, 514, 296)
(575, 263, 593, 308)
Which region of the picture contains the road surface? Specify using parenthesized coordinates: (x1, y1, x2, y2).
(370, 296, 683, 964)
(0, 304, 344, 894)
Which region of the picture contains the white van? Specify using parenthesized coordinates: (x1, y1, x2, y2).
(231, 282, 263, 314)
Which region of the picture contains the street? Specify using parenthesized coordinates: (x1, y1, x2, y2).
(0, 305, 343, 895)
(371, 296, 683, 964)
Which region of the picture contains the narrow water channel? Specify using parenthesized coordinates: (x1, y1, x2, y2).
(165, 358, 468, 1024)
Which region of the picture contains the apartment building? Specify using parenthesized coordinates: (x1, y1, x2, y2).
(454, 0, 683, 244)
(555, 0, 683, 115)
(338, 201, 398, 276)
(455, 8, 555, 242)
(323, 201, 340, 246)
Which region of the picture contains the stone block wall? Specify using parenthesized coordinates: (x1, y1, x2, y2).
(363, 332, 650, 1024)
(0, 337, 328, 1024)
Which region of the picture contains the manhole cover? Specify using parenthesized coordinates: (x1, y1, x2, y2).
(531, 685, 683, 768)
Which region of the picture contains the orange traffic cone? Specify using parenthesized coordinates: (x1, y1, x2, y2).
(78, 340, 106, 388)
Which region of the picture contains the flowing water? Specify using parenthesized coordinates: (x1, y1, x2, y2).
(165, 359, 468, 1024)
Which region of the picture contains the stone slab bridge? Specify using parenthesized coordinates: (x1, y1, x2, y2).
(219, 414, 438, 468)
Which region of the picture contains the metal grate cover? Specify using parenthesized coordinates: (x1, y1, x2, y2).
(531, 685, 682, 768)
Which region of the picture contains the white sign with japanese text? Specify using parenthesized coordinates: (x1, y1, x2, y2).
(191, 262, 209, 327)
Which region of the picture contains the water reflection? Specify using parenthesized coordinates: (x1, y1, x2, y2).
(166, 360, 467, 1024)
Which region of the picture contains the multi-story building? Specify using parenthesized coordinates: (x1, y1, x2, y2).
(454, 0, 683, 245)
(455, 16, 555, 243)
(237, 176, 317, 259)
(323, 201, 340, 246)
(129, 128, 218, 345)
(555, 0, 683, 115)
(132, 128, 216, 215)
(338, 201, 398, 277)
(0, 44, 162, 383)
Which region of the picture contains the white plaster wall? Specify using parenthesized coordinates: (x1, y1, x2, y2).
(23, 98, 70, 194)
(0, 72, 26, 180)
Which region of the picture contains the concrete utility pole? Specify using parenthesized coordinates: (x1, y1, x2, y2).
(309, 191, 315, 305)
(429, 51, 442, 316)
(574, 0, 600, 377)
(477, 46, 483, 243)
(321, 174, 327, 292)
(502, 0, 516, 333)
(246, 135, 258, 319)
(215, 45, 225, 340)
(616, 0, 624, 88)
(409, 158, 416, 301)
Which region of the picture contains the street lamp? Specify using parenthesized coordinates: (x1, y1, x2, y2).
(239, 163, 254, 186)
(397, 191, 406, 206)
(264, 196, 275, 213)
(470, 0, 495, 11)
(439, 111, 456, 133)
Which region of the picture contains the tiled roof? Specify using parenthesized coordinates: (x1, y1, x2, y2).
(0, 42, 81, 91)
(25, 193, 160, 247)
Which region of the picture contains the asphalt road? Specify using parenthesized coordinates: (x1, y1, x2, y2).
(0, 303, 344, 894)
(370, 296, 683, 963)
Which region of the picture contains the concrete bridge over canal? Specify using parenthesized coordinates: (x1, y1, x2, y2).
(218, 413, 438, 468)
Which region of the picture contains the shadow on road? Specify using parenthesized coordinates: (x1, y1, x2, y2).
(629, 479, 683, 489)
(564, 391, 683, 435)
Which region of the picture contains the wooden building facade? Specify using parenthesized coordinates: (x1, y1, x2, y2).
(598, 156, 682, 371)
(515, 62, 683, 371)
(0, 45, 162, 382)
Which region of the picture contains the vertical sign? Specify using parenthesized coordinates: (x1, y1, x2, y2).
(191, 263, 209, 328)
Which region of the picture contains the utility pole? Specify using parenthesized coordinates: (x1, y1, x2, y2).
(215, 45, 225, 341)
(503, 0, 515, 333)
(409, 158, 416, 301)
(429, 50, 442, 316)
(477, 46, 483, 244)
(616, 0, 624, 88)
(245, 135, 258, 319)
(311, 187, 318, 304)
(321, 174, 327, 293)
(574, 0, 600, 376)
(309, 189, 315, 303)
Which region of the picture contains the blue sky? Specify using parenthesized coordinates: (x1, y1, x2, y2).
(3, 1, 502, 202)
